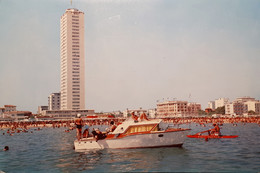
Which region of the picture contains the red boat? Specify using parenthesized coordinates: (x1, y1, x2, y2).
(187, 134, 238, 139)
(187, 128, 238, 140)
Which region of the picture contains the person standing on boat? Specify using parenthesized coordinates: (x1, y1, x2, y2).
(140, 112, 149, 121)
(131, 112, 138, 122)
(75, 114, 83, 140)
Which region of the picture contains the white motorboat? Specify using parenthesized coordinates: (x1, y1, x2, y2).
(74, 119, 190, 150)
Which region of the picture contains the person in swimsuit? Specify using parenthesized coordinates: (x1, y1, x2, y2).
(210, 123, 221, 136)
(75, 114, 83, 140)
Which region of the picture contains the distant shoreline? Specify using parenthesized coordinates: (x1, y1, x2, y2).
(1, 116, 259, 130)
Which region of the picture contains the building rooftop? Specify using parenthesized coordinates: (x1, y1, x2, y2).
(66, 8, 83, 13)
(4, 105, 16, 107)
(4, 111, 31, 114)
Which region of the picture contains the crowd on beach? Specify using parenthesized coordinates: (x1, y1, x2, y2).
(0, 116, 259, 136)
(0, 119, 126, 135)
(162, 116, 260, 125)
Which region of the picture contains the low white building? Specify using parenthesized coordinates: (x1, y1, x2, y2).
(3, 111, 32, 121)
(41, 109, 95, 120)
(225, 103, 234, 115)
(0, 105, 17, 118)
(123, 108, 148, 118)
(245, 100, 260, 114)
(0, 105, 32, 121)
(148, 109, 156, 118)
(4, 105, 16, 112)
(38, 106, 49, 115)
(156, 101, 201, 117)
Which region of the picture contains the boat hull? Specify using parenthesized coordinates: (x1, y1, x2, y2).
(74, 130, 190, 150)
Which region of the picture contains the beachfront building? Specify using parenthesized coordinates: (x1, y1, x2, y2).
(0, 105, 16, 118)
(233, 102, 247, 115)
(0, 105, 32, 121)
(2, 111, 32, 121)
(148, 109, 157, 118)
(187, 103, 201, 116)
(41, 109, 94, 120)
(225, 97, 260, 116)
(156, 101, 201, 117)
(48, 93, 61, 110)
(4, 105, 16, 112)
(215, 98, 229, 109)
(157, 101, 187, 117)
(225, 103, 234, 115)
(60, 8, 85, 110)
(246, 100, 260, 114)
(37, 106, 49, 115)
(123, 108, 148, 118)
(208, 101, 215, 110)
(235, 97, 256, 102)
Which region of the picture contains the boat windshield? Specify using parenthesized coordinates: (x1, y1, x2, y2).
(125, 124, 158, 134)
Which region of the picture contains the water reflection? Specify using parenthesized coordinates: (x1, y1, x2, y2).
(75, 150, 103, 170)
(69, 147, 187, 172)
(56, 149, 104, 171)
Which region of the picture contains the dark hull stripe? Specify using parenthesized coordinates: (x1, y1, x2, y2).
(112, 143, 183, 149)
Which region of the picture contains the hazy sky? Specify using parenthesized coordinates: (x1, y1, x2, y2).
(0, 0, 260, 113)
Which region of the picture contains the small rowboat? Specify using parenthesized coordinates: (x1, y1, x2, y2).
(187, 134, 238, 139)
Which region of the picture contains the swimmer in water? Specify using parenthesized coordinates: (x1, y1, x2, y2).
(3, 146, 9, 151)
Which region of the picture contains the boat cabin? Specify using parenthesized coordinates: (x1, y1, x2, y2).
(102, 119, 173, 139)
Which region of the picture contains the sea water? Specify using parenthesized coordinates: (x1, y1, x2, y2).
(0, 123, 259, 172)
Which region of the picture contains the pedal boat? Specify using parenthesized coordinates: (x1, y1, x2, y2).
(74, 119, 190, 150)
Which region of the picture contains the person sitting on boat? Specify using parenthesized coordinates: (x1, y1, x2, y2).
(210, 123, 221, 136)
(75, 114, 84, 140)
(109, 121, 117, 132)
(92, 128, 106, 142)
(140, 112, 149, 121)
(131, 112, 138, 122)
(82, 125, 90, 138)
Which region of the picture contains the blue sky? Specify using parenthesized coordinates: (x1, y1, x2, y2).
(0, 0, 260, 113)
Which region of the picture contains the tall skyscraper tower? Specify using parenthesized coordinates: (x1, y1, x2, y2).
(60, 8, 85, 110)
